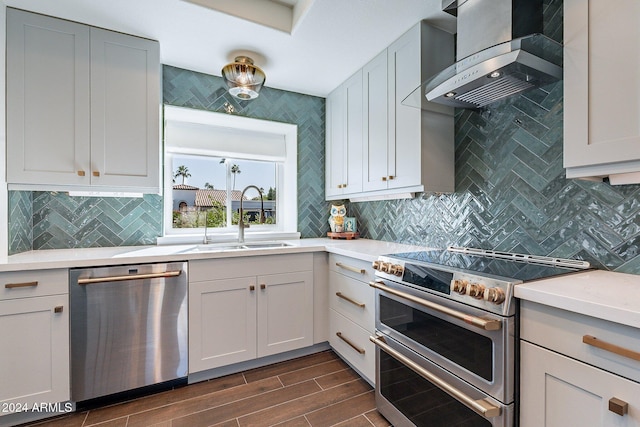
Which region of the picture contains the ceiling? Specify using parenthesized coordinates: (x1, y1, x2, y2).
(5, 0, 456, 97)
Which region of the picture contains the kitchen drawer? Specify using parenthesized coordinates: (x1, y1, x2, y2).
(329, 308, 375, 385)
(329, 254, 375, 284)
(0, 269, 68, 301)
(329, 270, 374, 331)
(190, 253, 313, 282)
(521, 301, 640, 383)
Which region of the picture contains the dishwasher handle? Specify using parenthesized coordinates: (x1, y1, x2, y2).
(77, 270, 182, 285)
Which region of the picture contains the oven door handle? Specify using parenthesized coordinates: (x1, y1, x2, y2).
(369, 281, 501, 331)
(370, 335, 501, 418)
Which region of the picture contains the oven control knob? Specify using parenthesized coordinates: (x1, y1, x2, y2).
(452, 279, 468, 294)
(484, 287, 506, 305)
(380, 262, 392, 273)
(389, 264, 404, 276)
(372, 261, 381, 270)
(468, 283, 486, 299)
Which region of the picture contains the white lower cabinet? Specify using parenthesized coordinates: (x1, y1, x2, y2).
(520, 301, 640, 427)
(328, 254, 376, 384)
(189, 254, 314, 373)
(0, 270, 70, 417)
(521, 341, 640, 427)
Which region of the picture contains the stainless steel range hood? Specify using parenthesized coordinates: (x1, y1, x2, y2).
(403, 0, 562, 110)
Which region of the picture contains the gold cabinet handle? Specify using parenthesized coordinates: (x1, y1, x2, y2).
(382, 176, 387, 181)
(77, 170, 86, 177)
(370, 281, 502, 331)
(336, 292, 365, 308)
(92, 171, 100, 177)
(249, 285, 255, 291)
(54, 306, 64, 313)
(336, 332, 365, 354)
(5, 281, 38, 289)
(335, 262, 365, 275)
(78, 270, 181, 285)
(583, 335, 640, 362)
(609, 398, 629, 416)
(260, 284, 266, 290)
(370, 335, 501, 418)
(388, 175, 394, 180)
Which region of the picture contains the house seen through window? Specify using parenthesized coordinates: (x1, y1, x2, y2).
(163, 106, 298, 240)
(170, 155, 277, 230)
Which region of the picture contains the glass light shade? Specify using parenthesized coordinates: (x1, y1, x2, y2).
(221, 56, 266, 100)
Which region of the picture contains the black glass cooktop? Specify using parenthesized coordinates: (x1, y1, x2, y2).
(387, 250, 588, 283)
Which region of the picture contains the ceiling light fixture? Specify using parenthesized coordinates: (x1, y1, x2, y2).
(221, 56, 266, 100)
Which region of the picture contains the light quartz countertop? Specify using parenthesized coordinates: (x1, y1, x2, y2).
(515, 269, 640, 329)
(0, 238, 427, 272)
(6, 239, 640, 329)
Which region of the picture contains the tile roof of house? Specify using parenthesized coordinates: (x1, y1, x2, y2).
(195, 190, 246, 207)
(173, 184, 199, 190)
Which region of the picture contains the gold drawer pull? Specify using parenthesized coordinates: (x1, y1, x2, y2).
(249, 285, 255, 291)
(77, 170, 86, 177)
(260, 284, 266, 290)
(5, 281, 38, 289)
(336, 292, 365, 308)
(609, 398, 628, 416)
(54, 306, 64, 314)
(335, 262, 365, 274)
(583, 335, 640, 362)
(336, 332, 365, 354)
(93, 171, 100, 177)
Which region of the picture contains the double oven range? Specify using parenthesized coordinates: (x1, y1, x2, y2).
(370, 247, 590, 427)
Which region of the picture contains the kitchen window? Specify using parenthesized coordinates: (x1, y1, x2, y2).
(160, 106, 298, 243)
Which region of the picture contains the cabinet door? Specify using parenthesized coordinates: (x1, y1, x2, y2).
(189, 277, 257, 373)
(0, 295, 69, 412)
(6, 9, 91, 186)
(90, 28, 160, 191)
(257, 271, 314, 357)
(344, 70, 364, 195)
(387, 26, 421, 190)
(564, 0, 640, 177)
(362, 50, 389, 192)
(325, 85, 346, 199)
(521, 341, 640, 427)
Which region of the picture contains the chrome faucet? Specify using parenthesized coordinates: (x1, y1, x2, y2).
(202, 208, 209, 244)
(238, 185, 265, 243)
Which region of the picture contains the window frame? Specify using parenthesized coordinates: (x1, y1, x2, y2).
(160, 106, 298, 244)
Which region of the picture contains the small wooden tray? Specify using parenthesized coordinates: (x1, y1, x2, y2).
(327, 232, 360, 240)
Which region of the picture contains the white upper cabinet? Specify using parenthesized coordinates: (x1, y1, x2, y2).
(326, 70, 363, 198)
(326, 21, 454, 201)
(6, 9, 91, 188)
(89, 28, 160, 191)
(6, 8, 160, 193)
(362, 50, 389, 192)
(564, 0, 640, 184)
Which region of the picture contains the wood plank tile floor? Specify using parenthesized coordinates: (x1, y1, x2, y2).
(20, 350, 391, 427)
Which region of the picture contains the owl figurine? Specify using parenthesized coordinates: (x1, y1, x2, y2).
(328, 204, 346, 232)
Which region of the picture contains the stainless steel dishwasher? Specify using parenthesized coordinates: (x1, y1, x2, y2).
(69, 262, 188, 402)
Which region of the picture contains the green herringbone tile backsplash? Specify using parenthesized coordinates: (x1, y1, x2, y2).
(8, 0, 640, 274)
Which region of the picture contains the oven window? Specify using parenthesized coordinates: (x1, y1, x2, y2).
(380, 295, 493, 381)
(379, 348, 492, 427)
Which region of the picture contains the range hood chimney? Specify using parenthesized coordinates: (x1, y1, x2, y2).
(403, 0, 562, 110)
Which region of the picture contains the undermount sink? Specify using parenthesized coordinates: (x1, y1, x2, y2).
(178, 241, 294, 254)
(241, 242, 293, 249)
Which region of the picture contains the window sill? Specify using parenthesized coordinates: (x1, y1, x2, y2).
(157, 231, 301, 246)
